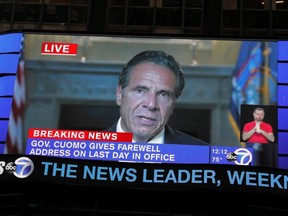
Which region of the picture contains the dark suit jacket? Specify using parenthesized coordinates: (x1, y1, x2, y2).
(105, 123, 210, 146)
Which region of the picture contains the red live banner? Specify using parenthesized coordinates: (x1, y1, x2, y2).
(28, 128, 133, 142)
(41, 42, 78, 56)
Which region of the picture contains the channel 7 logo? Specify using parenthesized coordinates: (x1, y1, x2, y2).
(0, 157, 34, 178)
(226, 148, 253, 165)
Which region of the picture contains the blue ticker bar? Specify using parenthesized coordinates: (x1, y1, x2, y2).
(26, 139, 253, 165)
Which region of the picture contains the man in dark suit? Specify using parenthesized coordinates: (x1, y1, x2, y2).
(107, 50, 209, 146)
(107, 123, 208, 145)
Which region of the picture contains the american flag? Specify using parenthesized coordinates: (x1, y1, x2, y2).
(5, 58, 26, 154)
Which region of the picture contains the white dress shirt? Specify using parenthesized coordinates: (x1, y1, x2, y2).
(116, 117, 164, 144)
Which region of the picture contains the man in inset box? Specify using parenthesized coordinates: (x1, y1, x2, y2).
(242, 107, 275, 144)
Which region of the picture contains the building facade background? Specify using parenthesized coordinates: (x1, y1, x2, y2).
(1, 0, 288, 37)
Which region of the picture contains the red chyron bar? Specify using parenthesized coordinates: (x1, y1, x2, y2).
(28, 128, 133, 142)
(41, 42, 78, 56)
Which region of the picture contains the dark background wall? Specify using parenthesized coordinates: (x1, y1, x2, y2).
(1, 0, 288, 38)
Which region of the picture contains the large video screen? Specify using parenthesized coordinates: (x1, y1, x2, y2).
(1, 32, 288, 169)
(2, 33, 285, 166)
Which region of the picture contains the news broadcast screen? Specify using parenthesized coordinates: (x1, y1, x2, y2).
(1, 31, 288, 195)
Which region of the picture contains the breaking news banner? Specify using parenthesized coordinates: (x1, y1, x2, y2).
(0, 154, 288, 196)
(25, 128, 253, 165)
